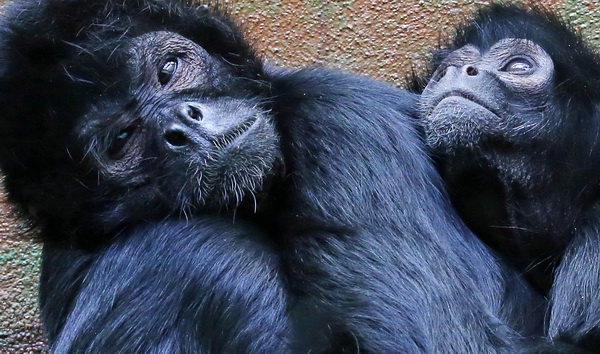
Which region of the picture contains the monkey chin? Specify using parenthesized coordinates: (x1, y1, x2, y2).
(424, 97, 508, 154)
(187, 118, 282, 212)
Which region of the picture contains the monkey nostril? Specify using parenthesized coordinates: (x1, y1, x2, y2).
(466, 66, 479, 76)
(165, 129, 189, 147)
(177, 103, 203, 121)
(186, 105, 202, 121)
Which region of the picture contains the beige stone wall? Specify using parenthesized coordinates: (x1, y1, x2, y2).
(226, 0, 599, 82)
(0, 0, 598, 351)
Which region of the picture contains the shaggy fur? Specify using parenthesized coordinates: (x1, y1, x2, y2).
(0, 0, 543, 352)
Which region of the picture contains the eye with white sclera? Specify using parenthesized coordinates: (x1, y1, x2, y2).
(501, 58, 535, 74)
(158, 58, 178, 85)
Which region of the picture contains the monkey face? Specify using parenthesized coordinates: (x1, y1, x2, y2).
(73, 31, 281, 220)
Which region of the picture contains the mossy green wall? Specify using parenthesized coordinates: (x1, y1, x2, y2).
(0, 0, 598, 351)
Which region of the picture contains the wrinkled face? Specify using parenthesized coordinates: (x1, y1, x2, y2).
(421, 38, 554, 153)
(77, 31, 280, 215)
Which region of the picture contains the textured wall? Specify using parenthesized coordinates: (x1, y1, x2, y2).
(0, 0, 598, 351)
(225, 0, 599, 82)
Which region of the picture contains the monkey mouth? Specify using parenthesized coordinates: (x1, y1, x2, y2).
(210, 116, 259, 149)
(435, 91, 502, 119)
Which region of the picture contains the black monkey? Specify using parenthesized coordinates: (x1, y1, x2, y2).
(0, 0, 541, 352)
(418, 3, 600, 350)
(2, 2, 291, 352)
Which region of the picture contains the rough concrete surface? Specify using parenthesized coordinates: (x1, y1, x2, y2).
(0, 0, 598, 351)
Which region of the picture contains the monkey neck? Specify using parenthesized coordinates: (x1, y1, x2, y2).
(440, 152, 577, 294)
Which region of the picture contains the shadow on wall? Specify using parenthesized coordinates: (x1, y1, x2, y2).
(0, 0, 597, 351)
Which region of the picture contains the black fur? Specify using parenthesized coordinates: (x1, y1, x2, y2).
(417, 3, 600, 351)
(0, 0, 542, 352)
(40, 219, 288, 352)
(270, 70, 543, 352)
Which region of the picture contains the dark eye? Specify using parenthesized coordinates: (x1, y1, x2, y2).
(502, 58, 534, 74)
(108, 126, 136, 160)
(158, 58, 178, 85)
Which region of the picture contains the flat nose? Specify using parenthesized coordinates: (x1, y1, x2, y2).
(165, 103, 207, 148)
(176, 102, 203, 121)
(464, 65, 479, 76)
